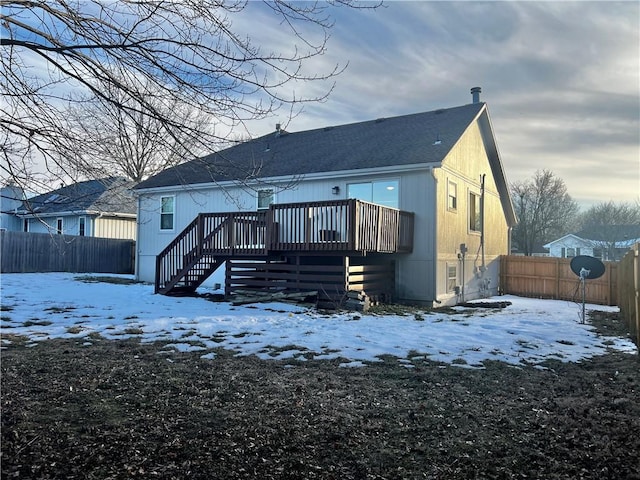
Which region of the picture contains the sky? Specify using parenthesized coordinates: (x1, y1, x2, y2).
(0, 273, 636, 368)
(239, 1, 640, 208)
(4, 1, 638, 208)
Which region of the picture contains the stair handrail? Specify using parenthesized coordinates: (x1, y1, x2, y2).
(155, 216, 199, 293)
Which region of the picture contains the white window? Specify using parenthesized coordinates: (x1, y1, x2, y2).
(56, 218, 63, 235)
(160, 196, 175, 230)
(447, 264, 457, 292)
(23, 219, 29, 232)
(78, 216, 86, 236)
(257, 189, 274, 210)
(447, 180, 457, 211)
(347, 179, 399, 209)
(469, 192, 481, 232)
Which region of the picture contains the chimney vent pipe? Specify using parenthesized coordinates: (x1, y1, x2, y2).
(471, 87, 481, 104)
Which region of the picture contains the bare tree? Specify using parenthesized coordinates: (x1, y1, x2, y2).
(511, 170, 580, 256)
(576, 201, 640, 260)
(66, 81, 216, 182)
(579, 201, 640, 228)
(1, 0, 378, 193)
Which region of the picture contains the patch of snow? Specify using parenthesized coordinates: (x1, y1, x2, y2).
(0, 273, 636, 368)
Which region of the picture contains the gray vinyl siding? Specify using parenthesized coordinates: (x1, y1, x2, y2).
(394, 169, 437, 303)
(136, 169, 438, 290)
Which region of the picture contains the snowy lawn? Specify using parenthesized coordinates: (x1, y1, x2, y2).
(0, 273, 636, 368)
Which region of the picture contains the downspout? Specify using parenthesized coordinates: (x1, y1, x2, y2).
(429, 167, 440, 305)
(135, 195, 141, 279)
(480, 173, 486, 269)
(459, 243, 467, 303)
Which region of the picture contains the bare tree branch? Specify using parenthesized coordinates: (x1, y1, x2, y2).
(576, 201, 640, 260)
(1, 0, 379, 193)
(511, 170, 580, 256)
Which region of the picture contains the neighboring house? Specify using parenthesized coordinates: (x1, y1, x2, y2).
(544, 225, 640, 262)
(15, 177, 137, 240)
(0, 184, 28, 232)
(134, 88, 517, 307)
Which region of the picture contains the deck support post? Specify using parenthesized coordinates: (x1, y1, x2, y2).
(344, 256, 350, 293)
(350, 199, 358, 250)
(197, 214, 204, 257)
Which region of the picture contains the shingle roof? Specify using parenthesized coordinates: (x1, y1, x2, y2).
(135, 102, 485, 190)
(19, 177, 136, 216)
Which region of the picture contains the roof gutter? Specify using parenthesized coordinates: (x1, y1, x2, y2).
(133, 162, 444, 195)
(17, 210, 137, 219)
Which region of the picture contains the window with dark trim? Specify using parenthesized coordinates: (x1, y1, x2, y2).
(469, 192, 481, 232)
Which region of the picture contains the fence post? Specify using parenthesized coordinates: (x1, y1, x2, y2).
(555, 257, 560, 300)
(608, 263, 613, 306)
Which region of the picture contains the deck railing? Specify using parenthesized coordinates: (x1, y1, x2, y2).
(269, 199, 414, 254)
(155, 199, 414, 293)
(200, 211, 270, 255)
(270, 199, 352, 251)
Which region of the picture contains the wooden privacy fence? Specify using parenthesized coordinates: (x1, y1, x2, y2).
(0, 231, 135, 274)
(617, 243, 639, 347)
(500, 255, 618, 306)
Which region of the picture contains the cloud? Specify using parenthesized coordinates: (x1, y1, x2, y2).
(247, 1, 639, 207)
(12, 1, 637, 207)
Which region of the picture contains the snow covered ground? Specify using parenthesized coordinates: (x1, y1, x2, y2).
(0, 273, 636, 368)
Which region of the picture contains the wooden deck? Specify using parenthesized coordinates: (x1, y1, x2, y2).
(155, 199, 414, 296)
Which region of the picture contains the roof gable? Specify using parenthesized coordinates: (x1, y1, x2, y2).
(135, 103, 486, 190)
(544, 225, 640, 248)
(543, 234, 589, 248)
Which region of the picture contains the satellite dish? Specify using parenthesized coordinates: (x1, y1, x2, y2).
(570, 255, 605, 280)
(569, 255, 606, 324)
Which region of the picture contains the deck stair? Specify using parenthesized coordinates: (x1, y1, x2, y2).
(159, 253, 224, 296)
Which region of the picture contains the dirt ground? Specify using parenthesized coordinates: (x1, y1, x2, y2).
(1, 310, 639, 480)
